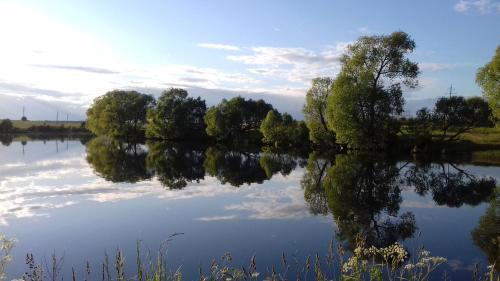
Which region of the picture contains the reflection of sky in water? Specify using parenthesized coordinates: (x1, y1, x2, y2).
(0, 140, 498, 280)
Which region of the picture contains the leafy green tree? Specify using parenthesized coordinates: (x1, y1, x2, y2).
(326, 32, 419, 149)
(260, 110, 309, 148)
(432, 96, 493, 141)
(324, 153, 416, 248)
(204, 97, 274, 142)
(86, 90, 155, 139)
(476, 46, 500, 123)
(146, 88, 206, 140)
(85, 137, 152, 183)
(0, 119, 14, 133)
(303, 77, 336, 146)
(146, 141, 205, 189)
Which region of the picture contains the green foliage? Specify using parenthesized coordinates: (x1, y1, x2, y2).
(260, 110, 309, 148)
(85, 137, 152, 183)
(258, 153, 298, 179)
(86, 90, 155, 139)
(303, 77, 336, 146)
(0, 119, 14, 133)
(204, 97, 274, 142)
(324, 153, 416, 249)
(405, 161, 496, 207)
(203, 147, 267, 186)
(432, 96, 493, 141)
(146, 141, 205, 189)
(326, 31, 419, 149)
(471, 188, 499, 271)
(476, 46, 500, 123)
(300, 153, 333, 215)
(146, 88, 206, 140)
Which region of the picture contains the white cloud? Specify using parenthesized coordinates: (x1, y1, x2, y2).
(227, 42, 350, 85)
(197, 43, 240, 51)
(196, 215, 239, 221)
(419, 63, 456, 71)
(454, 0, 500, 13)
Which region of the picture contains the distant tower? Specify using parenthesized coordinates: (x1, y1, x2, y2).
(56, 111, 59, 123)
(66, 113, 69, 122)
(21, 106, 27, 121)
(447, 84, 457, 98)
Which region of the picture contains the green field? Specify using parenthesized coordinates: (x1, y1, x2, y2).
(11, 120, 84, 129)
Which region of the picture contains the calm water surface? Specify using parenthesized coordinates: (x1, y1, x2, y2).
(0, 138, 498, 280)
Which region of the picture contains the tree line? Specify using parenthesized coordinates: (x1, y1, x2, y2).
(85, 32, 498, 150)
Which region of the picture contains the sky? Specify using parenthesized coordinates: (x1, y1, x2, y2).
(0, 0, 498, 120)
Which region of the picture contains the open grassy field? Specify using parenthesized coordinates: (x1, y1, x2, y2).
(455, 127, 500, 145)
(11, 120, 84, 129)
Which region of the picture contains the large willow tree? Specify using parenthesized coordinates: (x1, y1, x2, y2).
(326, 31, 419, 149)
(476, 46, 499, 124)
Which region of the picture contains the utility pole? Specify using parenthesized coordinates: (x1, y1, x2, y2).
(56, 111, 59, 123)
(66, 113, 69, 122)
(447, 84, 457, 98)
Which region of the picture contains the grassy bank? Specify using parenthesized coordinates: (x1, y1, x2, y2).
(11, 120, 85, 130)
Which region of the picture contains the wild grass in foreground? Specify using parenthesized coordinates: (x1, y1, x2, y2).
(1, 235, 497, 281)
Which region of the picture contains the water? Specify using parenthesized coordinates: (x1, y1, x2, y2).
(0, 137, 498, 280)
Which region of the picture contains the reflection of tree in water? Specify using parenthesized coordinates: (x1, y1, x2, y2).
(300, 152, 334, 215)
(203, 147, 303, 187)
(471, 189, 499, 271)
(259, 153, 300, 179)
(324, 153, 416, 249)
(204, 147, 268, 187)
(86, 137, 152, 183)
(146, 142, 205, 189)
(405, 161, 496, 207)
(0, 135, 13, 146)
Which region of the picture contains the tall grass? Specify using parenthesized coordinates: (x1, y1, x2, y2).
(1, 235, 497, 281)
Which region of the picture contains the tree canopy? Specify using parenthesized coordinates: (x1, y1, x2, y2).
(432, 96, 493, 141)
(326, 31, 419, 149)
(303, 77, 336, 146)
(146, 88, 206, 140)
(0, 119, 14, 133)
(204, 97, 274, 142)
(86, 90, 155, 139)
(260, 110, 309, 148)
(476, 46, 500, 124)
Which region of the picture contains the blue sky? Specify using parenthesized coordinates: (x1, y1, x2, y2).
(0, 0, 498, 119)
